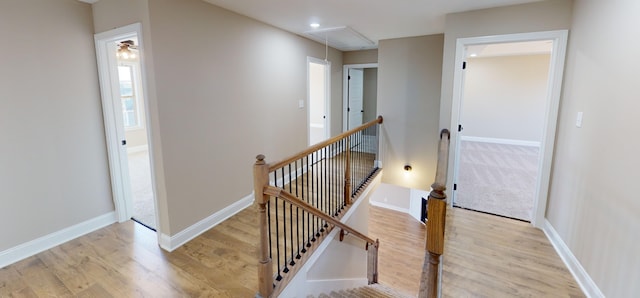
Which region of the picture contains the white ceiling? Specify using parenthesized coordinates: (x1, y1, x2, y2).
(202, 0, 543, 50)
(80, 0, 544, 51)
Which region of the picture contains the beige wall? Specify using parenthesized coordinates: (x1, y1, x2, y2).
(462, 54, 550, 142)
(0, 0, 113, 251)
(378, 34, 444, 190)
(439, 0, 573, 129)
(147, 0, 344, 233)
(546, 0, 640, 296)
(343, 49, 378, 65)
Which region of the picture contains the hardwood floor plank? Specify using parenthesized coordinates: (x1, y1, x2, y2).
(369, 205, 584, 297)
(1, 196, 583, 298)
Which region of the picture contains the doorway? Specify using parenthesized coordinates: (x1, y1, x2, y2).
(454, 41, 552, 222)
(95, 24, 158, 231)
(343, 63, 378, 131)
(449, 30, 569, 227)
(308, 57, 331, 145)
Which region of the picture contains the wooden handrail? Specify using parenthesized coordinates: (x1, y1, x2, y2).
(264, 186, 377, 245)
(268, 116, 383, 172)
(419, 129, 450, 298)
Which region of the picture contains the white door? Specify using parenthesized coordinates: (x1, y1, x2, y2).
(308, 57, 330, 145)
(95, 24, 158, 232)
(347, 68, 364, 130)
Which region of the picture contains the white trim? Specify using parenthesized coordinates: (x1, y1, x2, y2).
(448, 30, 569, 228)
(342, 63, 378, 132)
(543, 220, 605, 298)
(127, 144, 149, 154)
(460, 136, 541, 147)
(95, 23, 159, 227)
(369, 200, 410, 214)
(0, 212, 117, 269)
(159, 194, 254, 252)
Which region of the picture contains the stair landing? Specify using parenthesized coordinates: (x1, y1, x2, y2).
(313, 283, 413, 298)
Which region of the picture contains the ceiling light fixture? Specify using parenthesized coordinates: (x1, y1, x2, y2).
(469, 53, 478, 57)
(310, 23, 320, 28)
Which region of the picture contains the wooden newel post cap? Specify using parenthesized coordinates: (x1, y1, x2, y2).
(255, 154, 266, 165)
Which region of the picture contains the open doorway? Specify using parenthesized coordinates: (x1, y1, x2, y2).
(95, 24, 158, 231)
(308, 57, 331, 145)
(343, 63, 378, 131)
(449, 30, 569, 227)
(454, 41, 552, 221)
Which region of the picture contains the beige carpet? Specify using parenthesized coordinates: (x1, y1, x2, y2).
(453, 140, 539, 221)
(127, 150, 156, 230)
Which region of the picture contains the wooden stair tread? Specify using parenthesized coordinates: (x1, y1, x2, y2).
(311, 284, 414, 298)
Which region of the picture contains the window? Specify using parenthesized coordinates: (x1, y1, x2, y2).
(118, 65, 141, 129)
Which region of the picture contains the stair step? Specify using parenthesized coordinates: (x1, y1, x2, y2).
(312, 284, 413, 298)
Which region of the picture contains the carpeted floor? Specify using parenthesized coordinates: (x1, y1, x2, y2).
(127, 150, 156, 230)
(453, 140, 539, 221)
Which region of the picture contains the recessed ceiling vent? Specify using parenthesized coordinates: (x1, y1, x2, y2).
(305, 26, 376, 51)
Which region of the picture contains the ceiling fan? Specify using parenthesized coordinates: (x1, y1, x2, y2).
(116, 40, 138, 60)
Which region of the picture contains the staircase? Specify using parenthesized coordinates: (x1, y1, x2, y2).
(313, 284, 413, 298)
(253, 115, 451, 298)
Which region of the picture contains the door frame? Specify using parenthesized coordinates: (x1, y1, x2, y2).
(448, 30, 569, 228)
(307, 56, 331, 145)
(94, 23, 157, 226)
(342, 63, 378, 132)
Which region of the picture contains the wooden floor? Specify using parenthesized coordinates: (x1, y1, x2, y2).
(0, 205, 583, 297)
(369, 205, 584, 297)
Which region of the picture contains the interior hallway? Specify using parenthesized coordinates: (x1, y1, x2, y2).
(0, 200, 582, 297)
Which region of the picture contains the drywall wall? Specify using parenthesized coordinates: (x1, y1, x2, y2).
(0, 0, 113, 251)
(343, 49, 378, 65)
(377, 34, 443, 190)
(362, 68, 378, 124)
(546, 0, 640, 296)
(462, 54, 550, 142)
(147, 0, 344, 233)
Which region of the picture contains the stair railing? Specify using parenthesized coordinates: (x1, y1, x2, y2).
(419, 129, 451, 298)
(254, 116, 383, 298)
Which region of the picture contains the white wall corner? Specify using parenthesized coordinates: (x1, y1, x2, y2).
(159, 193, 255, 252)
(369, 200, 410, 214)
(542, 220, 605, 298)
(0, 211, 117, 269)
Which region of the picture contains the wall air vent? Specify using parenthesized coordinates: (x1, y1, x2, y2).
(304, 26, 376, 51)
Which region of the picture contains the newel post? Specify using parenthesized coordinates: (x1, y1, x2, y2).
(420, 182, 447, 298)
(254, 155, 273, 297)
(344, 137, 352, 206)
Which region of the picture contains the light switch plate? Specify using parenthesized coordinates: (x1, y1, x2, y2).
(298, 100, 305, 109)
(576, 112, 583, 128)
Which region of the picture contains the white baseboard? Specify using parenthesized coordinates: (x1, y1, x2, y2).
(0, 211, 117, 269)
(369, 200, 410, 214)
(461, 136, 540, 147)
(159, 193, 254, 252)
(542, 220, 604, 298)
